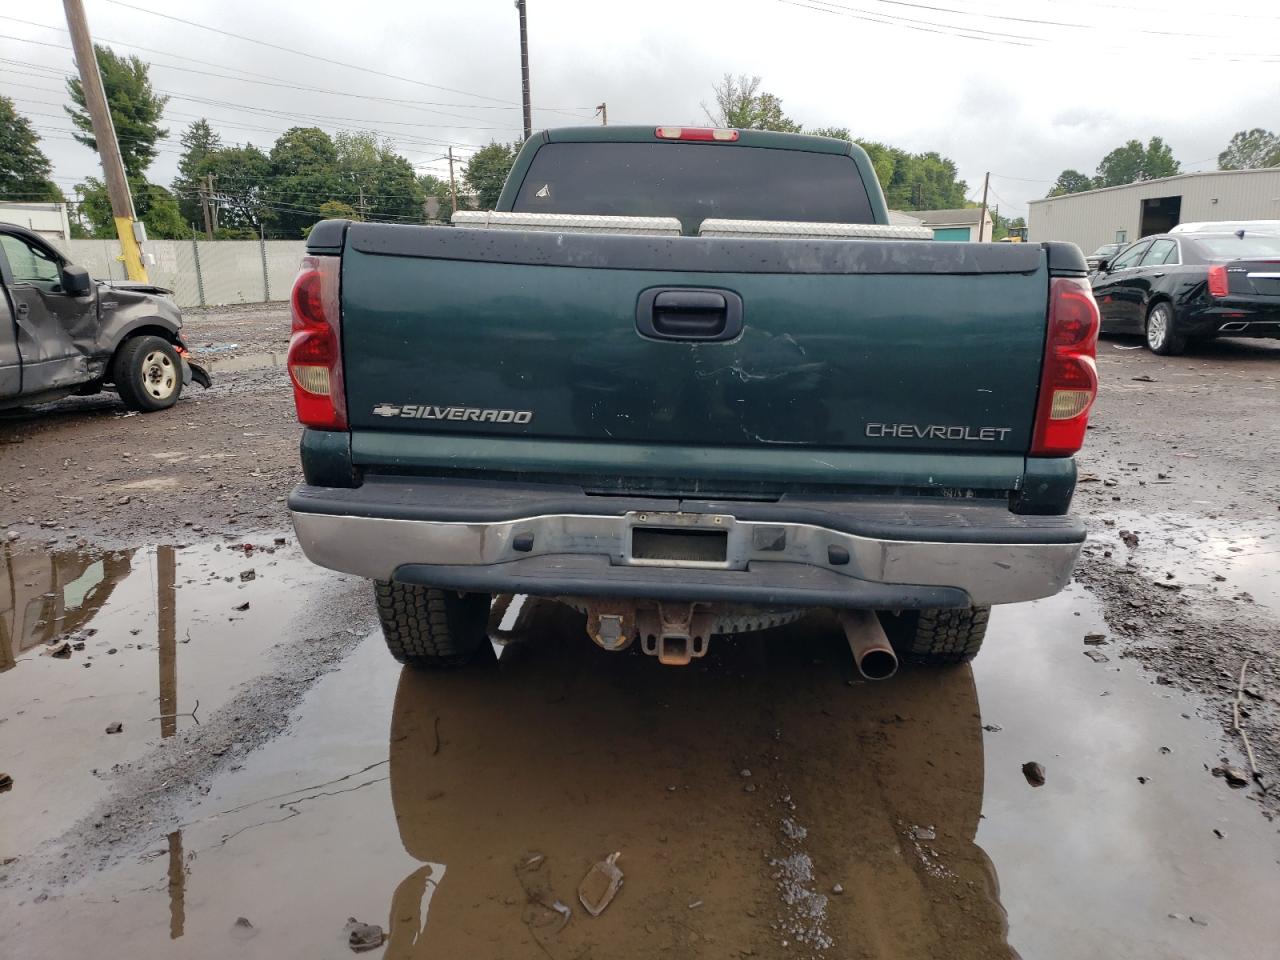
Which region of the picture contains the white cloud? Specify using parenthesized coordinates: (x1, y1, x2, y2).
(3, 0, 1278, 217)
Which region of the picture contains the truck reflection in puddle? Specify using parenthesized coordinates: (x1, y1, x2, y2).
(383, 599, 1016, 959)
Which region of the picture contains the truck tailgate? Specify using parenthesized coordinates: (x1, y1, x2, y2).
(340, 225, 1048, 457)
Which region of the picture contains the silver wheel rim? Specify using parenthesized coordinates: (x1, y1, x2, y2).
(141, 350, 177, 400)
(1147, 308, 1168, 350)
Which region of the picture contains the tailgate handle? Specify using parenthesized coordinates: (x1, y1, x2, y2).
(637, 287, 743, 342)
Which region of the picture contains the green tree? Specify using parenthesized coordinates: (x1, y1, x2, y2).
(173, 118, 222, 224)
(318, 200, 358, 219)
(264, 126, 343, 237)
(76, 176, 184, 238)
(463, 142, 518, 209)
(1218, 128, 1280, 170)
(702, 74, 801, 132)
(335, 132, 423, 222)
(854, 140, 897, 192)
(809, 126, 851, 141)
(65, 45, 168, 179)
(367, 147, 423, 222)
(200, 144, 272, 233)
(1048, 169, 1095, 196)
(0, 96, 61, 201)
(879, 149, 968, 210)
(419, 173, 457, 219)
(1095, 137, 1179, 187)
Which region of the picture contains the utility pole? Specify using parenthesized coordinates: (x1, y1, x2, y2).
(596, 102, 607, 126)
(977, 171, 991, 242)
(63, 0, 148, 282)
(358, 184, 368, 221)
(199, 173, 214, 240)
(515, 0, 532, 140)
(447, 147, 458, 215)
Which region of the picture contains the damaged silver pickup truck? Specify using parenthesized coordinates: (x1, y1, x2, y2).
(0, 224, 210, 412)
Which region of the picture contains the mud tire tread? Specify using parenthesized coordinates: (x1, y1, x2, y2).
(897, 606, 990, 665)
(374, 580, 490, 668)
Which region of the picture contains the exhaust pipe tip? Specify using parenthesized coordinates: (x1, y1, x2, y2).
(856, 647, 898, 680)
(839, 609, 899, 681)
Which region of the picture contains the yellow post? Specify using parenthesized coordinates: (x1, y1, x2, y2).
(64, 0, 149, 282)
(114, 216, 148, 282)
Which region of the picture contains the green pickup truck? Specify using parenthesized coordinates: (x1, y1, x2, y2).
(287, 126, 1099, 677)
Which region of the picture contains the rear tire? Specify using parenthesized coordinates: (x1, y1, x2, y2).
(113, 335, 183, 411)
(374, 580, 491, 668)
(882, 607, 990, 665)
(1145, 302, 1186, 356)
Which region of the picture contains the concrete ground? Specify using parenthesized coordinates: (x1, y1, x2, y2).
(1, 307, 1278, 959)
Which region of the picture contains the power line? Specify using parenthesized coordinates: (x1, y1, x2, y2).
(0, 32, 535, 134)
(778, 0, 1280, 60)
(102, 0, 595, 118)
(835, 0, 1278, 43)
(0, 14, 595, 113)
(1, 65, 495, 153)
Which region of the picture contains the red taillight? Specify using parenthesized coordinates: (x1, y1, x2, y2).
(1031, 277, 1100, 457)
(287, 254, 346, 430)
(1207, 264, 1229, 298)
(655, 126, 739, 142)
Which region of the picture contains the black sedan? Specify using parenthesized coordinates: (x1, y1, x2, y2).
(1090, 232, 1280, 354)
(1086, 241, 1126, 272)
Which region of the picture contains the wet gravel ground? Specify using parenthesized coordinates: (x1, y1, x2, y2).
(1, 308, 1278, 959)
(1075, 334, 1280, 816)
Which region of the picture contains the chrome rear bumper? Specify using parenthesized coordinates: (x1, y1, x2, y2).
(290, 505, 1082, 608)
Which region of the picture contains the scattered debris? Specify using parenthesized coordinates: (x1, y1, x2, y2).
(229, 916, 257, 941)
(1022, 762, 1046, 787)
(982, 723, 1003, 732)
(0, 772, 13, 793)
(1083, 633, 1108, 645)
(344, 918, 386, 953)
(739, 768, 752, 778)
(517, 852, 572, 937)
(43, 641, 71, 659)
(1120, 530, 1140, 549)
(578, 852, 623, 917)
(1131, 374, 1158, 383)
(1213, 828, 1226, 839)
(233, 601, 250, 612)
(1211, 766, 1250, 789)
(1084, 649, 1110, 664)
(1136, 776, 1149, 784)
(831, 883, 844, 895)
(910, 825, 936, 841)
(1232, 659, 1264, 791)
(688, 900, 704, 909)
(239, 569, 256, 582)
(104, 722, 123, 735)
(150, 698, 201, 727)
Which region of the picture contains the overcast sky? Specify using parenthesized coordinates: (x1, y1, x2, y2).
(4, 0, 1279, 218)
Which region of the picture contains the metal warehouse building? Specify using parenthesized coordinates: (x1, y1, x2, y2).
(1027, 168, 1280, 252)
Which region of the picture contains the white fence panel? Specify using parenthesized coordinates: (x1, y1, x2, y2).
(59, 238, 308, 308)
(265, 241, 306, 300)
(196, 240, 264, 306)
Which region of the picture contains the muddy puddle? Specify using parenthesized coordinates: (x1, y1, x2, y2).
(0, 535, 354, 850)
(3, 579, 1277, 959)
(1086, 511, 1280, 619)
(201, 351, 285, 375)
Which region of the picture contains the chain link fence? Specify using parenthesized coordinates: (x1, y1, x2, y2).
(55, 238, 307, 309)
